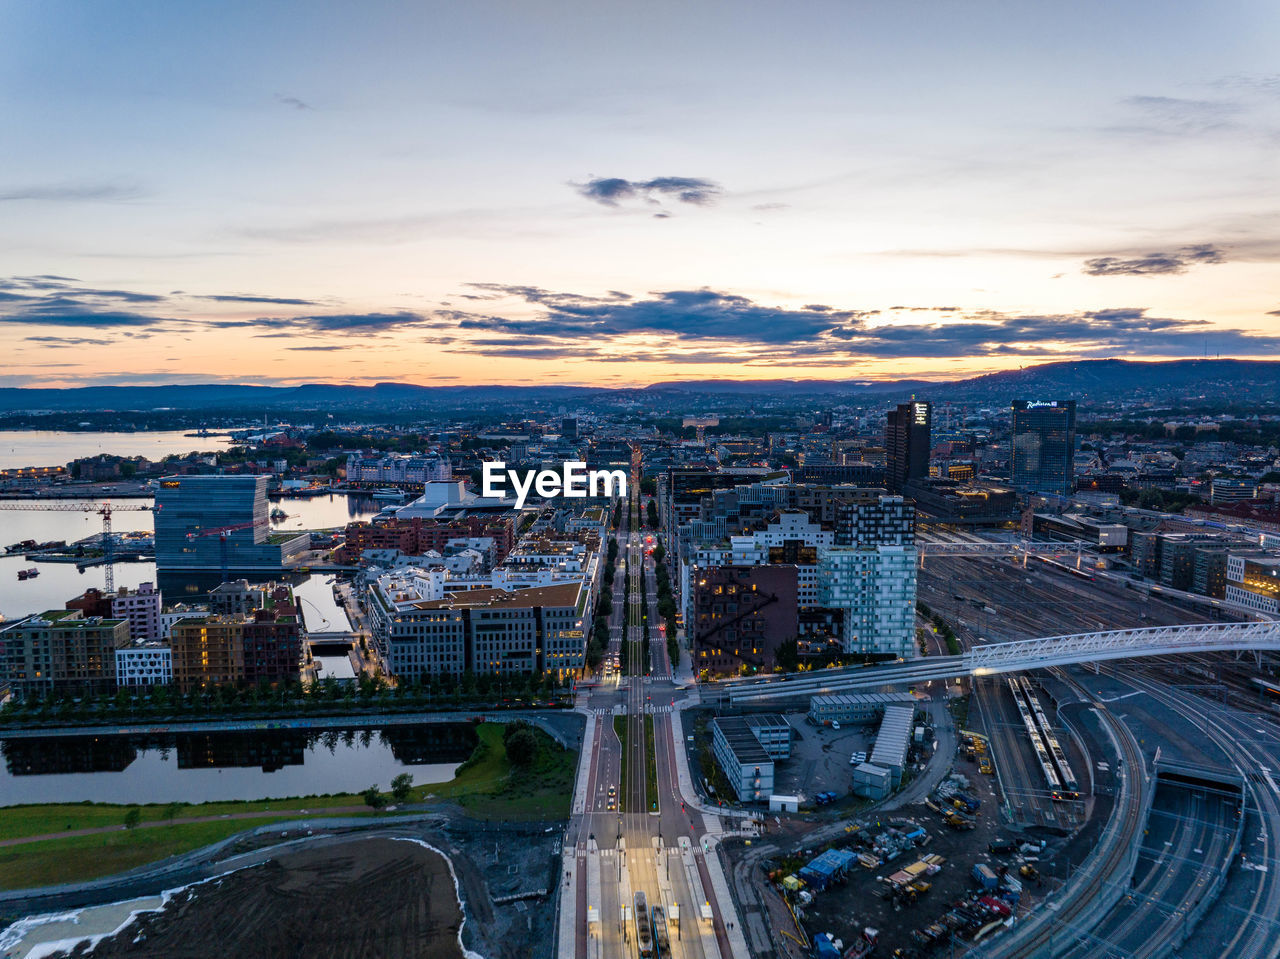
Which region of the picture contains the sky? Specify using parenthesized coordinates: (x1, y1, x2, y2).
(1, 0, 1278, 389)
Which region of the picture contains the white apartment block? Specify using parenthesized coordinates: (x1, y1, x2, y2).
(115, 644, 173, 686)
(818, 545, 918, 658)
(365, 566, 592, 678)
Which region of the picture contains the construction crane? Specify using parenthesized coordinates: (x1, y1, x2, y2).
(186, 518, 269, 584)
(0, 501, 154, 592)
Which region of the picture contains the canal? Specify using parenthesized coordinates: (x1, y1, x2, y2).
(0, 723, 477, 805)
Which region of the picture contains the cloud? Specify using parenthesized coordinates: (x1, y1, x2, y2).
(285, 345, 347, 351)
(276, 94, 312, 110)
(438, 285, 1280, 365)
(573, 176, 723, 207)
(1115, 95, 1241, 136)
(198, 293, 319, 305)
(247, 310, 430, 333)
(0, 183, 142, 203)
(23, 335, 114, 346)
(1083, 244, 1226, 277)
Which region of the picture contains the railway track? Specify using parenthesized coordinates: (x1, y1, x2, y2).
(971, 669, 1149, 958)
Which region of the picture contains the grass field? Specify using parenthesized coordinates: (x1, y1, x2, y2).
(418, 722, 576, 821)
(0, 794, 364, 843)
(0, 817, 307, 891)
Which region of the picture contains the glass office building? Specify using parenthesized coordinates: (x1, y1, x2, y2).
(1011, 400, 1077, 496)
(155, 475, 308, 574)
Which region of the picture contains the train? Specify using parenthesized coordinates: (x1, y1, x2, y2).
(1253, 676, 1280, 702)
(1008, 677, 1061, 797)
(635, 891, 654, 958)
(1010, 677, 1080, 801)
(651, 905, 671, 956)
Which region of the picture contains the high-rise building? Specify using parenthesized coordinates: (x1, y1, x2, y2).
(561, 416, 579, 440)
(154, 474, 309, 574)
(817, 545, 917, 658)
(1011, 400, 1077, 496)
(817, 495, 918, 659)
(0, 610, 130, 699)
(885, 401, 931, 493)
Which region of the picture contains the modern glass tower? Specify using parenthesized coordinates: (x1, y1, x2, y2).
(1011, 400, 1077, 496)
(154, 475, 304, 573)
(885, 401, 931, 493)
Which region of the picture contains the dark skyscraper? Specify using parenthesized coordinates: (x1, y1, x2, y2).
(1011, 400, 1077, 496)
(885, 401, 931, 492)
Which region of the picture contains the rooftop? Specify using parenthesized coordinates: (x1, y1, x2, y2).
(414, 580, 583, 611)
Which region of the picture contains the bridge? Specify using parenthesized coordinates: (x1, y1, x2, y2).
(917, 540, 1090, 566)
(723, 620, 1280, 704)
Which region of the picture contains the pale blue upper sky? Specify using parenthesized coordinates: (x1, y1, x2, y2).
(1, 0, 1277, 386)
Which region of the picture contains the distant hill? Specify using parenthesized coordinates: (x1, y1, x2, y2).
(2, 359, 1277, 412)
(0, 381, 606, 412)
(945, 358, 1280, 404)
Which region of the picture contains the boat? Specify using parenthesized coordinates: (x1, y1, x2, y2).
(371, 488, 407, 501)
(17, 568, 38, 580)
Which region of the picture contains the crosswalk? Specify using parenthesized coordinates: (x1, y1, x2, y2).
(590, 704, 673, 715)
(591, 705, 672, 715)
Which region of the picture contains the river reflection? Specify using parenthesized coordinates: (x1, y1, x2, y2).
(0, 723, 476, 805)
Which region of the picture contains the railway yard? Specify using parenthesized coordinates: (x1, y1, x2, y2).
(716, 539, 1280, 959)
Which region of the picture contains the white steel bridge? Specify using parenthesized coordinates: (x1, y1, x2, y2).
(724, 620, 1280, 704)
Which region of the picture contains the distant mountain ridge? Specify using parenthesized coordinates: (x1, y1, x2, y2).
(2, 359, 1277, 411)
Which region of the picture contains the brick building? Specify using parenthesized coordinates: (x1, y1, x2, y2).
(337, 515, 515, 564)
(690, 565, 798, 677)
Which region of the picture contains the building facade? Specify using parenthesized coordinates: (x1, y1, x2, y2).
(366, 576, 589, 679)
(710, 714, 791, 802)
(111, 582, 162, 642)
(115, 644, 173, 686)
(885, 401, 931, 493)
(1011, 400, 1077, 496)
(155, 474, 309, 573)
(689, 565, 799, 677)
(170, 616, 246, 690)
(345, 452, 452, 486)
(0, 610, 129, 699)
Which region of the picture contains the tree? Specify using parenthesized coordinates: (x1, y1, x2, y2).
(390, 772, 414, 803)
(646, 500, 659, 528)
(504, 727, 539, 767)
(362, 785, 388, 811)
(163, 801, 184, 825)
(123, 807, 142, 830)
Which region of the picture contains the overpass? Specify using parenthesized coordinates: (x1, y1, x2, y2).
(723, 620, 1280, 704)
(917, 540, 1090, 567)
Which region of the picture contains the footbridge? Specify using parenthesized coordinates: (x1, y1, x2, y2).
(917, 540, 1091, 567)
(723, 620, 1280, 705)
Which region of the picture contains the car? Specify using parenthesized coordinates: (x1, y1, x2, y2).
(831, 720, 841, 730)
(849, 751, 867, 765)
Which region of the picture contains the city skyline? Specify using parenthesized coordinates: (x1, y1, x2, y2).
(3, 0, 1279, 389)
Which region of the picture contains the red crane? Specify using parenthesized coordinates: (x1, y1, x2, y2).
(186, 518, 269, 584)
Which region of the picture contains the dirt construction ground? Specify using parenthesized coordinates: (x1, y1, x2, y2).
(49, 838, 464, 959)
